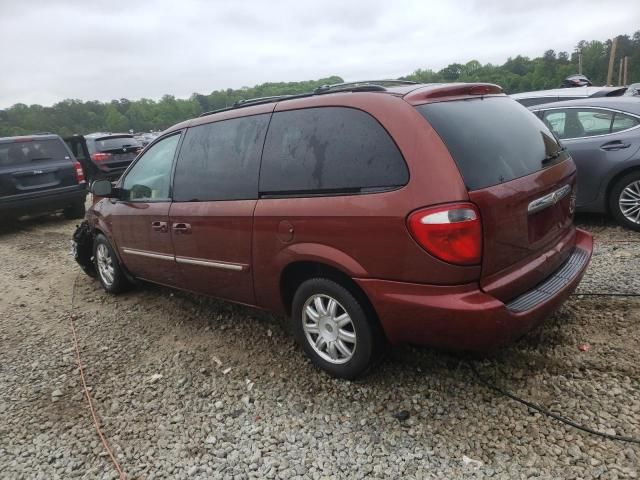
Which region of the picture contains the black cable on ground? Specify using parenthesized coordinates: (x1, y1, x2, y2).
(467, 361, 640, 445)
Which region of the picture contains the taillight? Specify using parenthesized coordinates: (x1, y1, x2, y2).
(73, 161, 86, 184)
(407, 203, 482, 266)
(91, 152, 112, 162)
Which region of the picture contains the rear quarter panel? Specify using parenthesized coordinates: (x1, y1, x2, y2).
(252, 93, 481, 313)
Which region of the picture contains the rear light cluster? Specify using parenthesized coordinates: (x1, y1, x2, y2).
(407, 203, 482, 266)
(91, 152, 112, 162)
(73, 161, 86, 184)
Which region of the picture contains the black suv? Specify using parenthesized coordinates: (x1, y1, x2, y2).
(65, 133, 142, 182)
(0, 134, 87, 220)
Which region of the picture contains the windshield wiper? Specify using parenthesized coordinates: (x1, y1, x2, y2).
(541, 147, 566, 166)
(30, 157, 52, 161)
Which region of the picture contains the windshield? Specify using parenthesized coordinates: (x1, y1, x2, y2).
(0, 138, 70, 167)
(416, 97, 568, 190)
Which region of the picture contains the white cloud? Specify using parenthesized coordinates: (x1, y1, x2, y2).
(0, 0, 638, 107)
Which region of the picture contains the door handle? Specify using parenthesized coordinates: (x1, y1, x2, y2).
(172, 222, 192, 234)
(600, 141, 631, 151)
(151, 221, 168, 232)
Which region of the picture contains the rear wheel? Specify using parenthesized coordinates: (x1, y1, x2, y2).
(291, 278, 383, 379)
(93, 234, 130, 293)
(63, 200, 86, 220)
(609, 172, 640, 232)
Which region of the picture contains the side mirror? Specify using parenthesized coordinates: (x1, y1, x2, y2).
(91, 179, 115, 197)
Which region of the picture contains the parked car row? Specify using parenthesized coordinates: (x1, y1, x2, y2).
(73, 81, 594, 378)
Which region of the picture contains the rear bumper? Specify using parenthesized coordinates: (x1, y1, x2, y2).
(356, 228, 593, 351)
(0, 185, 87, 216)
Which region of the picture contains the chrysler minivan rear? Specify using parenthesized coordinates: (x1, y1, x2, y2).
(357, 85, 593, 350)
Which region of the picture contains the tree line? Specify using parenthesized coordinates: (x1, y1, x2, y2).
(1, 32, 638, 138)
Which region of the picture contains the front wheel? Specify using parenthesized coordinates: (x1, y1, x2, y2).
(609, 172, 640, 232)
(93, 234, 130, 293)
(291, 278, 383, 379)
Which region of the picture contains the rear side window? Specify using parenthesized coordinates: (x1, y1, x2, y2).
(0, 138, 70, 167)
(417, 98, 565, 190)
(260, 107, 408, 195)
(541, 108, 640, 139)
(611, 112, 640, 133)
(173, 114, 269, 202)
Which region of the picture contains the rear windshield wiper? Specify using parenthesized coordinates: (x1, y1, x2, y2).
(30, 157, 52, 161)
(541, 147, 566, 166)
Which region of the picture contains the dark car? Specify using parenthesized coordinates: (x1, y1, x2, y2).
(530, 98, 640, 230)
(80, 133, 142, 180)
(0, 134, 87, 220)
(560, 74, 593, 88)
(74, 81, 592, 378)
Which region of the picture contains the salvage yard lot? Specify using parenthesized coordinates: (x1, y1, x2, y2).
(0, 214, 638, 479)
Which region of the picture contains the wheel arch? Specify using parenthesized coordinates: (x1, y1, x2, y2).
(279, 261, 380, 329)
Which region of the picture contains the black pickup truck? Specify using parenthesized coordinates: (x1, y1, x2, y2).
(0, 134, 87, 220)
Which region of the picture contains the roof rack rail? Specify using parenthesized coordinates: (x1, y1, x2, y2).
(233, 95, 295, 108)
(199, 79, 418, 118)
(314, 79, 418, 94)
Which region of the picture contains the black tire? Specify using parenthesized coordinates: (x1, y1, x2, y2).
(291, 278, 383, 379)
(63, 200, 86, 220)
(609, 171, 640, 232)
(93, 233, 130, 293)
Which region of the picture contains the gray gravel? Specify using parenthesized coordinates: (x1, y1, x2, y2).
(0, 212, 638, 479)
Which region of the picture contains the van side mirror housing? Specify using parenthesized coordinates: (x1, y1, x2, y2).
(91, 179, 117, 198)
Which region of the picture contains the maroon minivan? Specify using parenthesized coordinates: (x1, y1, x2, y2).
(75, 81, 593, 378)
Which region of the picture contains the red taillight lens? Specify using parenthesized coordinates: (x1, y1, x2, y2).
(407, 203, 482, 266)
(91, 152, 112, 162)
(73, 161, 86, 184)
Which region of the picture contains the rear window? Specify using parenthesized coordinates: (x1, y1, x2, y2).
(93, 136, 141, 153)
(417, 97, 566, 190)
(0, 138, 71, 167)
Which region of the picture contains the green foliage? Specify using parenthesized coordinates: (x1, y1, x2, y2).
(1, 31, 638, 138)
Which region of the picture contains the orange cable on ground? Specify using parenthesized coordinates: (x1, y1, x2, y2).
(70, 312, 127, 480)
(69, 274, 127, 480)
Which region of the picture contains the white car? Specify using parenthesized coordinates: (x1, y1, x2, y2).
(512, 86, 627, 107)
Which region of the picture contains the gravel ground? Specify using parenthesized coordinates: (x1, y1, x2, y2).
(0, 212, 638, 479)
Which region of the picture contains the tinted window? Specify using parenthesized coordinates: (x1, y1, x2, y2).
(92, 136, 141, 153)
(260, 107, 408, 194)
(122, 134, 180, 201)
(417, 97, 566, 190)
(0, 138, 70, 167)
(173, 114, 269, 202)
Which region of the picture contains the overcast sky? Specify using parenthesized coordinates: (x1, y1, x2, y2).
(1, 0, 638, 108)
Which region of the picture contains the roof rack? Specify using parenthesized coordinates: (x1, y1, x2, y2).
(313, 79, 418, 94)
(198, 79, 417, 118)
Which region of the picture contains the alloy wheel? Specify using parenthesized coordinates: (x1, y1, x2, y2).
(301, 294, 357, 364)
(619, 180, 640, 225)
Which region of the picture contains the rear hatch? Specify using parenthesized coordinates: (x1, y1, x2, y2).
(0, 137, 79, 199)
(90, 135, 141, 172)
(416, 96, 576, 302)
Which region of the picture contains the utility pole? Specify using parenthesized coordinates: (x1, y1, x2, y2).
(607, 36, 618, 86)
(578, 52, 582, 74)
(623, 56, 629, 85)
(619, 58, 624, 86)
